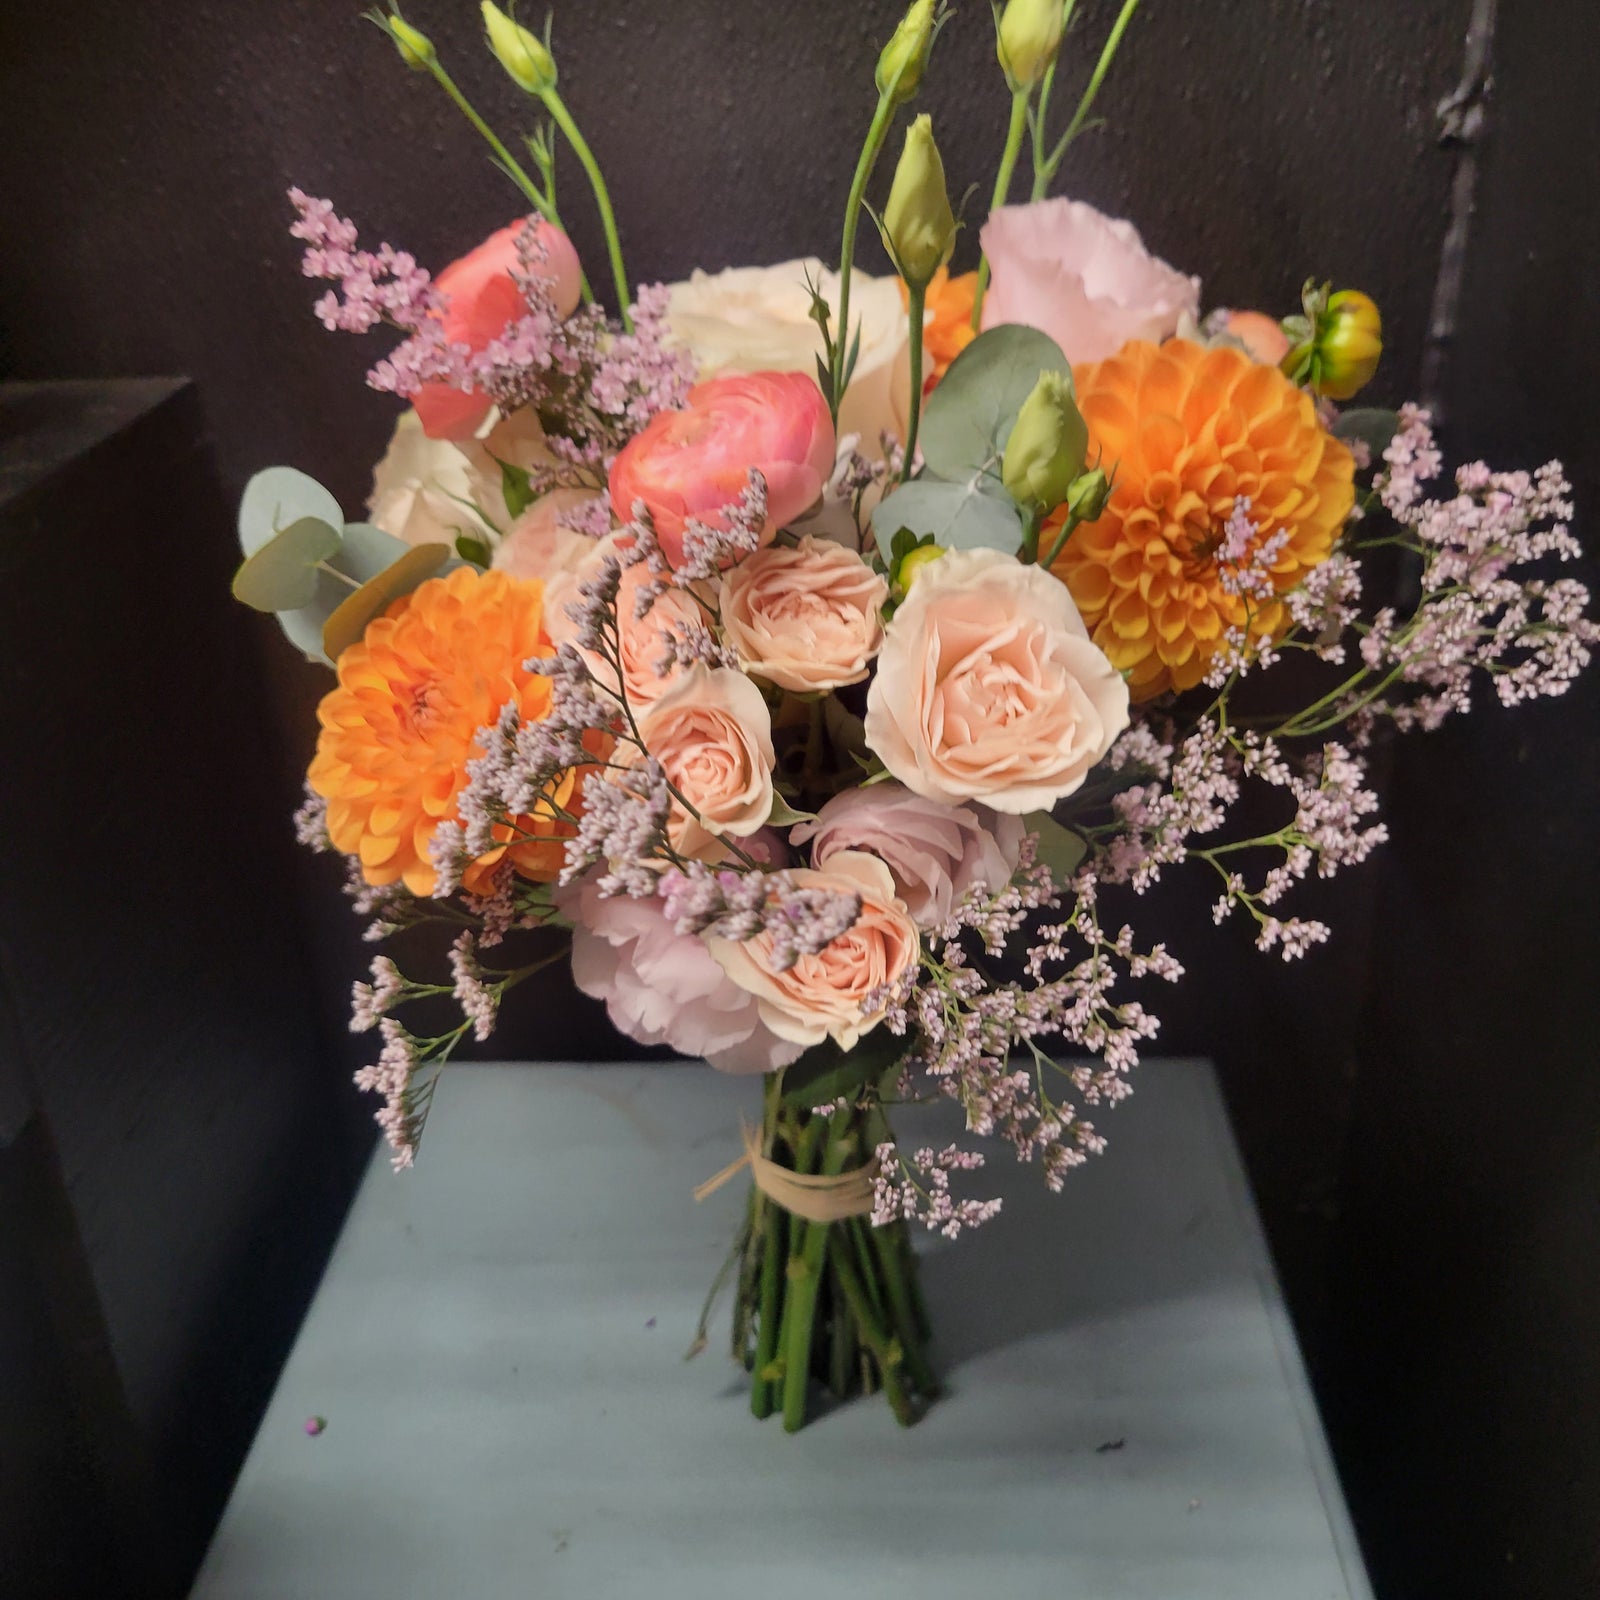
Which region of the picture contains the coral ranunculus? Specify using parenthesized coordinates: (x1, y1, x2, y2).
(308, 566, 571, 896)
(412, 218, 583, 441)
(607, 371, 835, 568)
(1048, 338, 1356, 699)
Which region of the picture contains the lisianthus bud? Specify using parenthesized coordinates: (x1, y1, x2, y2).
(876, 0, 937, 104)
(1001, 370, 1088, 513)
(1065, 465, 1111, 523)
(481, 1, 556, 94)
(997, 0, 1064, 87)
(883, 115, 957, 289)
(385, 14, 436, 70)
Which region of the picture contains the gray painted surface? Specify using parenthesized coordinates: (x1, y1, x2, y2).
(195, 1061, 1371, 1600)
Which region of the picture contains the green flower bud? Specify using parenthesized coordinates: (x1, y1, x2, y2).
(997, 0, 1064, 88)
(1282, 284, 1383, 401)
(895, 543, 946, 592)
(1002, 370, 1088, 513)
(883, 115, 957, 288)
(876, 0, 937, 104)
(1065, 465, 1111, 523)
(385, 14, 436, 70)
(481, 1, 556, 94)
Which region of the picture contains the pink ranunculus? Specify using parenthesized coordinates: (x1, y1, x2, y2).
(864, 547, 1130, 813)
(708, 852, 920, 1051)
(791, 785, 1023, 929)
(606, 372, 835, 568)
(544, 533, 705, 712)
(412, 219, 583, 441)
(720, 535, 889, 693)
(979, 198, 1200, 363)
(561, 878, 802, 1074)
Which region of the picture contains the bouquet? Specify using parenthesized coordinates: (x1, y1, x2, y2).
(235, 0, 1597, 1432)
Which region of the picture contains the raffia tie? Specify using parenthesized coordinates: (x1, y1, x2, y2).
(693, 1119, 878, 1223)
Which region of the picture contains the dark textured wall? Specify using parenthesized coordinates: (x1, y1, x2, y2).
(1, 1, 1597, 1596)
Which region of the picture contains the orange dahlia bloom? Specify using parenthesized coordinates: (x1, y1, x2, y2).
(1048, 338, 1354, 699)
(308, 566, 577, 897)
(900, 267, 976, 390)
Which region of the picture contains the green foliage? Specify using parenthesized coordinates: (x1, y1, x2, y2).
(1023, 810, 1088, 881)
(497, 455, 535, 520)
(872, 473, 1023, 561)
(237, 466, 343, 557)
(778, 1028, 909, 1111)
(1333, 407, 1401, 462)
(231, 516, 342, 612)
(321, 543, 454, 662)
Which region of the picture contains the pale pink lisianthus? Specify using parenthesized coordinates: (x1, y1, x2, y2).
(544, 533, 706, 712)
(491, 488, 603, 584)
(413, 219, 583, 440)
(979, 198, 1200, 363)
(791, 785, 1024, 929)
(864, 548, 1130, 814)
(607, 372, 835, 568)
(708, 852, 919, 1051)
(562, 878, 802, 1074)
(621, 664, 775, 860)
(720, 536, 888, 693)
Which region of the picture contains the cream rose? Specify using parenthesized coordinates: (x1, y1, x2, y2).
(979, 198, 1201, 363)
(721, 536, 888, 693)
(628, 665, 775, 859)
(863, 548, 1130, 813)
(665, 259, 911, 455)
(709, 851, 919, 1050)
(367, 408, 488, 547)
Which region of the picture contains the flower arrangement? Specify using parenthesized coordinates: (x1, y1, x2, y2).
(237, 0, 1598, 1432)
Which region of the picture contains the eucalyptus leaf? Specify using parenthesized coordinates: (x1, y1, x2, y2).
(918, 324, 1071, 479)
(237, 467, 344, 556)
(778, 1028, 908, 1111)
(231, 517, 342, 612)
(321, 544, 453, 662)
(873, 473, 1025, 561)
(1333, 407, 1401, 461)
(1023, 811, 1089, 883)
(335, 521, 412, 583)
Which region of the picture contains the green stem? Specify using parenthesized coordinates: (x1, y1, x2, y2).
(1036, 0, 1143, 186)
(972, 85, 1032, 330)
(827, 1237, 916, 1426)
(901, 279, 927, 482)
(833, 87, 901, 424)
(867, 1221, 939, 1397)
(1039, 506, 1084, 571)
(750, 1195, 786, 1418)
(780, 1113, 853, 1433)
(541, 87, 633, 329)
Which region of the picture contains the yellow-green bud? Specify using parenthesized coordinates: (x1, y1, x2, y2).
(895, 543, 946, 592)
(481, 1, 556, 94)
(1002, 370, 1088, 513)
(876, 0, 937, 104)
(997, 0, 1064, 88)
(1065, 465, 1111, 524)
(385, 15, 436, 70)
(883, 115, 957, 288)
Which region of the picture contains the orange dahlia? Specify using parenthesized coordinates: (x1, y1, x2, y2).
(900, 266, 976, 389)
(1047, 338, 1354, 699)
(308, 565, 575, 897)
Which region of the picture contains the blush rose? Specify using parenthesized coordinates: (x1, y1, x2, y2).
(720, 536, 889, 693)
(708, 851, 919, 1051)
(863, 548, 1130, 813)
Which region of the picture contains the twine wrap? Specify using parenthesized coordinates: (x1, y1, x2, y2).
(694, 1120, 878, 1223)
